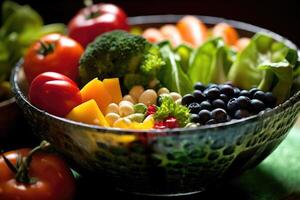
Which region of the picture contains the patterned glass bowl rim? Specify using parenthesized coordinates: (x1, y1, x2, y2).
(11, 15, 300, 135)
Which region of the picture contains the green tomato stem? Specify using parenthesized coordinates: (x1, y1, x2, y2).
(15, 140, 50, 184)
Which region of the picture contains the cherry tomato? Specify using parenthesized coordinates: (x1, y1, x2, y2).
(68, 3, 129, 47)
(29, 72, 82, 117)
(24, 33, 84, 83)
(0, 144, 75, 200)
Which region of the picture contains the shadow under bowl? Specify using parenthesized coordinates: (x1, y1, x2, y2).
(11, 15, 300, 196)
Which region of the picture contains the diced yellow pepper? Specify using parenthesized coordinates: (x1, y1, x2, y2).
(103, 78, 123, 104)
(129, 115, 154, 130)
(66, 99, 109, 127)
(80, 78, 112, 113)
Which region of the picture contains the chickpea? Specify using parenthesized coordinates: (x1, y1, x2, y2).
(175, 98, 182, 105)
(158, 87, 170, 95)
(138, 89, 157, 106)
(105, 113, 120, 126)
(122, 95, 136, 104)
(119, 101, 134, 117)
(113, 118, 132, 128)
(170, 92, 182, 102)
(129, 85, 144, 100)
(106, 103, 119, 114)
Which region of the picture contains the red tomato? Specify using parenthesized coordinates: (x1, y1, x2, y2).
(68, 3, 129, 47)
(29, 72, 82, 117)
(24, 33, 84, 83)
(0, 147, 75, 200)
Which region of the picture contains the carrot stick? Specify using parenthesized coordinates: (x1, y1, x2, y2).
(160, 24, 183, 47)
(177, 15, 208, 47)
(212, 23, 239, 45)
(142, 28, 164, 43)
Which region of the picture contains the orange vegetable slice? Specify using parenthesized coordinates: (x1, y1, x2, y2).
(80, 78, 112, 113)
(66, 99, 109, 127)
(235, 37, 250, 51)
(103, 78, 122, 104)
(160, 24, 183, 47)
(142, 28, 164, 43)
(177, 15, 208, 47)
(212, 23, 239, 45)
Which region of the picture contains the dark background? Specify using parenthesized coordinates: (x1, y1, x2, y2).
(1, 0, 300, 46)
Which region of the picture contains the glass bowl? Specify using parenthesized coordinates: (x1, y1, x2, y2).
(11, 15, 300, 196)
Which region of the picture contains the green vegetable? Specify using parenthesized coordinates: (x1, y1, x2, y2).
(175, 44, 193, 73)
(133, 103, 147, 114)
(0, 1, 66, 100)
(188, 37, 233, 85)
(158, 42, 193, 95)
(228, 33, 298, 104)
(126, 113, 145, 123)
(79, 30, 164, 89)
(154, 95, 190, 127)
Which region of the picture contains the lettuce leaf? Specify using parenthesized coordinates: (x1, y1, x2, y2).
(228, 33, 298, 104)
(188, 37, 233, 85)
(158, 42, 193, 95)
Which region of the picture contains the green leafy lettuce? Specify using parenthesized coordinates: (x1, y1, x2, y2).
(188, 37, 234, 85)
(158, 42, 193, 95)
(228, 33, 299, 104)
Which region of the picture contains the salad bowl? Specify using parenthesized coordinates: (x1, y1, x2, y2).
(11, 15, 300, 196)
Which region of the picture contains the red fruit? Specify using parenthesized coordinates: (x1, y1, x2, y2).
(146, 105, 157, 116)
(154, 121, 166, 129)
(165, 117, 179, 128)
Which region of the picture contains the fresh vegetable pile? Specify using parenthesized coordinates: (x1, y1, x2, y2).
(13, 2, 299, 130)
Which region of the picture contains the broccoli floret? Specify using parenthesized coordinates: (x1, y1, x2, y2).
(79, 30, 164, 89)
(140, 45, 165, 76)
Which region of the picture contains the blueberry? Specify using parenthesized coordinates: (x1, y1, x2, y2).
(240, 90, 251, 98)
(211, 108, 228, 123)
(188, 102, 201, 114)
(220, 85, 234, 97)
(204, 87, 220, 100)
(253, 91, 266, 102)
(234, 109, 251, 119)
(190, 114, 200, 123)
(212, 99, 226, 109)
(199, 101, 213, 111)
(193, 90, 206, 102)
(219, 94, 230, 103)
(181, 94, 195, 106)
(236, 96, 251, 109)
(227, 98, 238, 113)
(206, 119, 217, 125)
(249, 88, 260, 97)
(194, 82, 206, 91)
(207, 83, 218, 89)
(234, 87, 241, 97)
(198, 109, 211, 124)
(251, 99, 265, 113)
(264, 92, 276, 108)
(224, 81, 234, 86)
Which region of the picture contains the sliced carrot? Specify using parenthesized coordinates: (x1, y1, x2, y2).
(235, 37, 250, 51)
(160, 24, 183, 47)
(177, 15, 208, 47)
(212, 23, 239, 46)
(142, 28, 164, 43)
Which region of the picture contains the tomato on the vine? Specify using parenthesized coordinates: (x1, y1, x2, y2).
(0, 141, 75, 200)
(29, 72, 82, 117)
(24, 33, 84, 83)
(68, 3, 129, 47)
